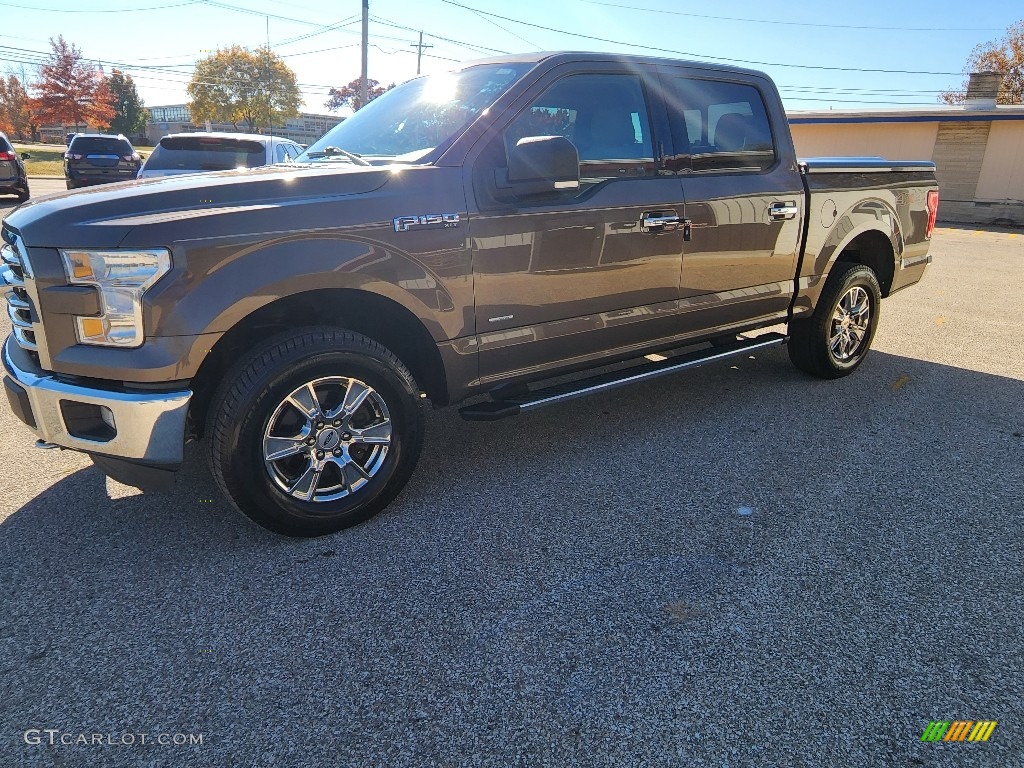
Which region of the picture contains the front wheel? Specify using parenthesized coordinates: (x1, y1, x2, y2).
(208, 328, 425, 537)
(788, 262, 881, 379)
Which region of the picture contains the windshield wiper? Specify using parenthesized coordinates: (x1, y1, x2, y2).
(305, 146, 371, 166)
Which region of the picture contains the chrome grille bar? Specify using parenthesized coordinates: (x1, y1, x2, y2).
(1, 233, 40, 352)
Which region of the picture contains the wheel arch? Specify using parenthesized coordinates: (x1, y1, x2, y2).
(831, 228, 897, 297)
(187, 288, 449, 439)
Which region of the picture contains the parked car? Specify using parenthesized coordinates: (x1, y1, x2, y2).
(2, 52, 939, 537)
(137, 133, 305, 179)
(64, 134, 142, 189)
(0, 132, 30, 202)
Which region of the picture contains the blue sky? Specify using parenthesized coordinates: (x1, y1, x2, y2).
(0, 0, 1019, 114)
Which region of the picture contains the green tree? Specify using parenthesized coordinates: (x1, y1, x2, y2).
(105, 69, 147, 136)
(941, 19, 1024, 105)
(187, 46, 301, 132)
(324, 78, 393, 112)
(29, 36, 115, 130)
(0, 74, 33, 140)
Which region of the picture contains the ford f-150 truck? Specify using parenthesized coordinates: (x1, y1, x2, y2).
(1, 53, 939, 536)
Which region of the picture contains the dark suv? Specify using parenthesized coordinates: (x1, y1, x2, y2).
(64, 134, 142, 189)
(0, 132, 29, 202)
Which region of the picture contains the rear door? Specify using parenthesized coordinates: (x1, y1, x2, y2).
(468, 65, 686, 382)
(658, 70, 804, 330)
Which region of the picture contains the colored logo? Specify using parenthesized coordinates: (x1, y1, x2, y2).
(920, 720, 997, 742)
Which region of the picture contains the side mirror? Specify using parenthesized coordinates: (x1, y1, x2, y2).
(20, 152, 31, 160)
(503, 135, 580, 197)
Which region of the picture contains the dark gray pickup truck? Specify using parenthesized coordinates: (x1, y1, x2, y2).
(2, 52, 939, 536)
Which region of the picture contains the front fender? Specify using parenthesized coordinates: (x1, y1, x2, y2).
(145, 232, 467, 343)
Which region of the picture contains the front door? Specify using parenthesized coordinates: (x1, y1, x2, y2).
(469, 69, 685, 383)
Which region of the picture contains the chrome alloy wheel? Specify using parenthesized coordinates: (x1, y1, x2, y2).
(829, 286, 871, 362)
(262, 377, 392, 503)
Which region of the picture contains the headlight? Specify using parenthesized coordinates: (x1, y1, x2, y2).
(59, 248, 171, 347)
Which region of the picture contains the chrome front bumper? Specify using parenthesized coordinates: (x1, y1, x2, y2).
(2, 337, 192, 465)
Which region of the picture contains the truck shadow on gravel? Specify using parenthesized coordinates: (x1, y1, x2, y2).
(2, 345, 1021, 563)
(1, 348, 1021, 766)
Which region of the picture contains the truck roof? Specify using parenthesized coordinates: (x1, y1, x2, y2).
(457, 51, 769, 80)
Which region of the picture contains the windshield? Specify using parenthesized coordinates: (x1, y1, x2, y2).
(299, 63, 530, 164)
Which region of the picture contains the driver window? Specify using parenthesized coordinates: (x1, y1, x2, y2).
(504, 73, 655, 188)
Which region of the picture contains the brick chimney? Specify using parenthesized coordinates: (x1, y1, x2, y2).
(963, 71, 1005, 110)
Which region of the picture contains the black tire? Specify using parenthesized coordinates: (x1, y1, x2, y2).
(208, 327, 425, 537)
(65, 181, 76, 190)
(16, 185, 29, 203)
(788, 262, 881, 379)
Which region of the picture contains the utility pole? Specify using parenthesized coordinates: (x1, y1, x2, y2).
(360, 0, 369, 109)
(410, 31, 433, 76)
(265, 16, 271, 137)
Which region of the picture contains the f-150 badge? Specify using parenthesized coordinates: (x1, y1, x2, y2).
(393, 213, 460, 232)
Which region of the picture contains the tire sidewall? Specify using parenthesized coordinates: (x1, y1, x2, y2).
(822, 265, 881, 374)
(218, 345, 421, 535)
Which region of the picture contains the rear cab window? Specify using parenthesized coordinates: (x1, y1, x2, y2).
(145, 136, 267, 171)
(661, 77, 776, 173)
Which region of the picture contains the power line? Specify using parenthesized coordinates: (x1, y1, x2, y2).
(436, 0, 964, 77)
(279, 43, 361, 59)
(576, 0, 1005, 33)
(0, 48, 951, 107)
(0, 0, 196, 10)
(276, 16, 361, 48)
(185, 1, 483, 64)
(195, 0, 341, 28)
(458, 6, 543, 50)
(370, 15, 511, 56)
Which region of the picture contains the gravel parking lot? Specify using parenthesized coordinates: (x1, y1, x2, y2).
(0, 190, 1021, 767)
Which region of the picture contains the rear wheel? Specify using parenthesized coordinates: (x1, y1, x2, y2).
(16, 185, 29, 203)
(208, 328, 425, 537)
(788, 262, 881, 379)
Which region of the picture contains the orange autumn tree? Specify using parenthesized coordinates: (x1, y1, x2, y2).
(30, 36, 115, 132)
(0, 74, 33, 139)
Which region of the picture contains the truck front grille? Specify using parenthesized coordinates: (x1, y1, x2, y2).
(1, 229, 39, 354)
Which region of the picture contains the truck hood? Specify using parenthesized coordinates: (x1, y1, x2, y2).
(5, 163, 395, 249)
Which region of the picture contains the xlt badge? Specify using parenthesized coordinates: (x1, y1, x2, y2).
(393, 213, 460, 232)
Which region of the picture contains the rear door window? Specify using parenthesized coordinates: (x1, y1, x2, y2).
(145, 136, 267, 171)
(275, 143, 301, 163)
(661, 77, 776, 172)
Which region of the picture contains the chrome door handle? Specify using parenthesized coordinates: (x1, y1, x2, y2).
(640, 211, 681, 233)
(769, 201, 799, 221)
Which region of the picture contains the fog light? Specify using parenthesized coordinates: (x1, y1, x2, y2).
(59, 400, 117, 442)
